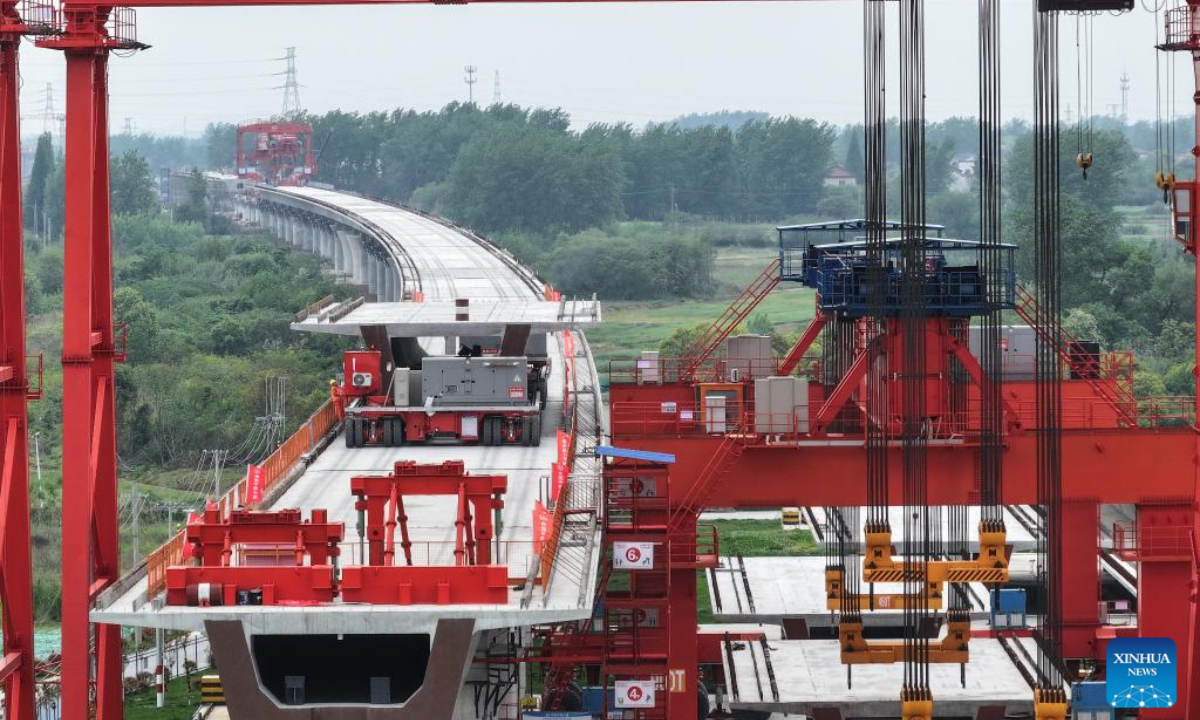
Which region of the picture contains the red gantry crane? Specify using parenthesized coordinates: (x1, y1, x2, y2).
(236, 120, 315, 186)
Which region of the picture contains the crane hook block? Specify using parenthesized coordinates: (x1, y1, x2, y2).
(1076, 153, 1093, 179)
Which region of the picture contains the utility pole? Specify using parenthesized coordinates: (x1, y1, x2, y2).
(282, 47, 303, 117)
(213, 449, 225, 499)
(32, 431, 41, 484)
(155, 627, 166, 708)
(131, 481, 140, 566)
(493, 70, 502, 104)
(123, 117, 135, 135)
(464, 65, 478, 105)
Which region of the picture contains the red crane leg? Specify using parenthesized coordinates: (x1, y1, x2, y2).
(667, 543, 698, 719)
(91, 56, 122, 720)
(1059, 500, 1100, 660)
(0, 31, 35, 720)
(61, 45, 123, 720)
(1137, 503, 1193, 720)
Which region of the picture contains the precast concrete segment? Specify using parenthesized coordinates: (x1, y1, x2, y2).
(274, 186, 534, 302)
(721, 637, 1036, 717)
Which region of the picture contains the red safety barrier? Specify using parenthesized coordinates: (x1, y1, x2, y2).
(145, 399, 341, 599)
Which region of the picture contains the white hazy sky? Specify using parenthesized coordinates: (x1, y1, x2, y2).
(11, 1, 1179, 136)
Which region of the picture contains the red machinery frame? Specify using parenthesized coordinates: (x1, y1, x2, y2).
(236, 120, 315, 186)
(342, 460, 509, 605)
(0, 1, 1177, 720)
(166, 507, 344, 606)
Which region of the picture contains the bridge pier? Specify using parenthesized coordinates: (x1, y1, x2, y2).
(358, 244, 372, 296)
(205, 619, 480, 718)
(321, 225, 334, 261)
(338, 230, 365, 287)
(374, 258, 387, 301)
(384, 263, 398, 301)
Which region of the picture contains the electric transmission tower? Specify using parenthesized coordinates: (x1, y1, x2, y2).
(464, 65, 477, 104)
(493, 70, 502, 104)
(1119, 70, 1130, 123)
(281, 47, 303, 117)
(23, 83, 65, 148)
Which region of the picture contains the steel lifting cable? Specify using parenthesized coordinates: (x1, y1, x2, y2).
(978, 0, 1005, 599)
(1033, 2, 1066, 695)
(1154, 0, 1171, 200)
(864, 1, 890, 626)
(899, 0, 931, 695)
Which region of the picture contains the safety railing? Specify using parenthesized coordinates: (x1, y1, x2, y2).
(15, 0, 59, 35)
(680, 259, 781, 379)
(293, 294, 336, 322)
(1112, 522, 1197, 563)
(25, 353, 44, 400)
(1163, 5, 1200, 50)
(113, 322, 129, 363)
(338, 540, 539, 579)
(612, 392, 1192, 443)
(812, 265, 1016, 317)
(1014, 284, 1138, 425)
(611, 401, 808, 438)
(106, 7, 144, 48)
(668, 524, 720, 566)
(538, 329, 605, 601)
(1138, 396, 1196, 427)
(607, 356, 795, 386)
(145, 528, 186, 603)
(144, 398, 341, 599)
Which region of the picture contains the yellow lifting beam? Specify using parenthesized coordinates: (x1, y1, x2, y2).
(838, 610, 971, 665)
(862, 522, 1009, 585)
(824, 565, 945, 611)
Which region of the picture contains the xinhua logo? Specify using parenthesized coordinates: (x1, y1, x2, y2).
(1106, 637, 1177, 708)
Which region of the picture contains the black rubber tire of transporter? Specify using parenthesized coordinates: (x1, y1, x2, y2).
(531, 414, 542, 446)
(382, 417, 394, 447)
(697, 681, 710, 720)
(391, 418, 404, 446)
(481, 416, 494, 446)
(521, 417, 533, 446)
(344, 418, 355, 448)
(346, 417, 359, 448)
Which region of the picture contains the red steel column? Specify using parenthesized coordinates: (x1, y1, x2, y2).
(667, 511, 698, 720)
(51, 22, 122, 717)
(1139, 503, 1193, 720)
(90, 52, 122, 720)
(60, 46, 97, 720)
(1059, 499, 1100, 660)
(0, 12, 36, 720)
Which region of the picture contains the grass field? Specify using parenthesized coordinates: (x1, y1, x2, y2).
(696, 519, 821, 623)
(586, 247, 816, 369)
(124, 675, 202, 720)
